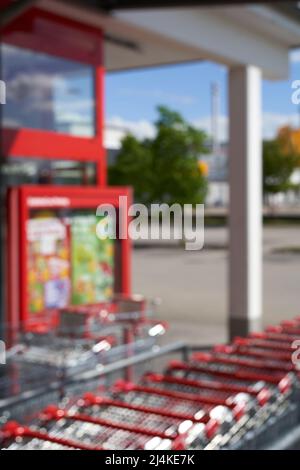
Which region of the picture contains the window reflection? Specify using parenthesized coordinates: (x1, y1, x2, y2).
(1, 44, 95, 137)
(0, 159, 96, 186)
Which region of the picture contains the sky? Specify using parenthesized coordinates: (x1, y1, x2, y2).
(105, 49, 300, 143)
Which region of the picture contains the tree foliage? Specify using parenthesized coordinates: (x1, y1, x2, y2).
(109, 106, 208, 205)
(263, 138, 300, 196)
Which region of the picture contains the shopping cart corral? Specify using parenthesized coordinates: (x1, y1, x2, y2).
(1, 314, 300, 449)
(0, 341, 187, 440)
(0, 296, 168, 422)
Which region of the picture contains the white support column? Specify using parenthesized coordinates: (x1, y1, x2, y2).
(228, 65, 262, 339)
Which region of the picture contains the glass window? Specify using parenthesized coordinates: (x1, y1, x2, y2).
(0, 158, 97, 185)
(1, 44, 95, 137)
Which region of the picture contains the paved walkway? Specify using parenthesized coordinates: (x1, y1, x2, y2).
(133, 226, 300, 345)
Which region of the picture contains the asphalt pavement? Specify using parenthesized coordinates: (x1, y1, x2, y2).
(132, 226, 300, 345)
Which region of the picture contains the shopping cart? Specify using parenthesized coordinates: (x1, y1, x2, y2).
(251, 329, 300, 344)
(111, 378, 251, 449)
(57, 294, 149, 340)
(0, 359, 61, 423)
(5, 293, 166, 382)
(73, 391, 221, 449)
(0, 295, 169, 424)
(189, 347, 298, 449)
(42, 398, 211, 450)
(166, 359, 285, 400)
(0, 420, 99, 450)
(1, 403, 179, 450)
(2, 313, 300, 450)
(144, 370, 272, 406)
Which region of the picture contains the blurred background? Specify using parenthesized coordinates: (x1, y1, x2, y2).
(103, 5, 300, 345)
(2, 0, 300, 451)
(1, 0, 300, 344)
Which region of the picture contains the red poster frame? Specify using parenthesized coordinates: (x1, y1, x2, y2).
(7, 185, 132, 332)
(1, 8, 106, 185)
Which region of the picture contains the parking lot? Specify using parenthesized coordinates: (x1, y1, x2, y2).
(133, 226, 300, 345)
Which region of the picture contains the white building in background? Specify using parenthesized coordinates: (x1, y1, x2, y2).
(268, 168, 300, 207)
(201, 143, 229, 207)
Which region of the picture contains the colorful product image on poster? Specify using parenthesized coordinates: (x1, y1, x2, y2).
(27, 215, 71, 313)
(71, 214, 115, 305)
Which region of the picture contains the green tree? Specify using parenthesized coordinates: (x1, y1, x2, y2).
(263, 139, 300, 200)
(109, 106, 208, 205)
(108, 135, 153, 204)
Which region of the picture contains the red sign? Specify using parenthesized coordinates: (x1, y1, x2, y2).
(7, 185, 132, 331)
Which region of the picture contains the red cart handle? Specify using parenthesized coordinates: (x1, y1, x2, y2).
(202, 348, 294, 373)
(226, 342, 292, 362)
(1, 421, 102, 450)
(251, 330, 300, 344)
(143, 372, 270, 407)
(234, 336, 294, 351)
(89, 391, 220, 440)
(168, 359, 290, 392)
(281, 320, 299, 328)
(82, 392, 208, 423)
(275, 325, 300, 336)
(112, 380, 245, 421)
(42, 405, 187, 447)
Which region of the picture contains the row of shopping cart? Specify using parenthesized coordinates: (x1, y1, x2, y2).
(0, 295, 167, 422)
(1, 315, 300, 450)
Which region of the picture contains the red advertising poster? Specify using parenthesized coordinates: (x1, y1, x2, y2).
(71, 214, 115, 305)
(27, 214, 71, 313)
(7, 186, 132, 330)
